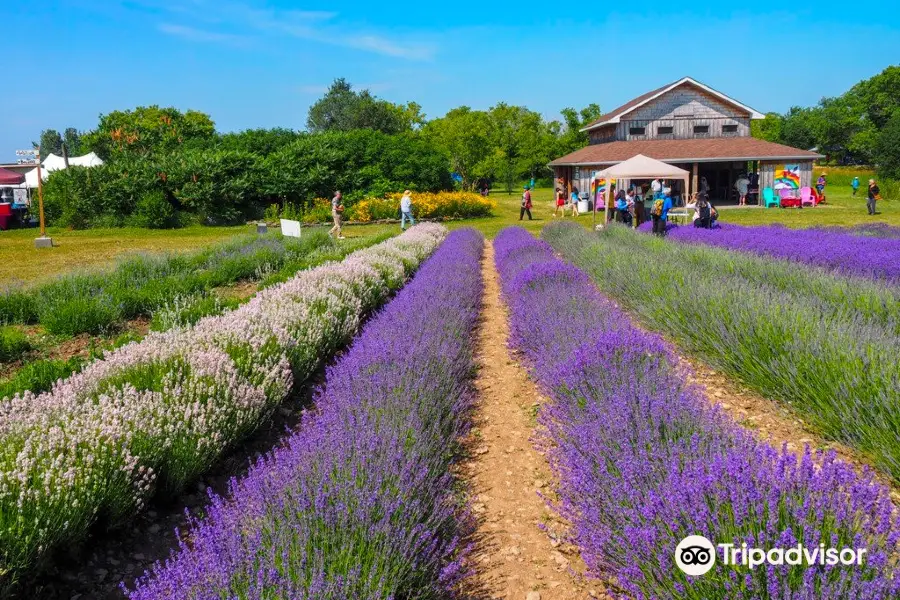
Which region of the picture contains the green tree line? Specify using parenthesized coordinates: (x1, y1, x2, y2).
(37, 78, 601, 228)
(751, 66, 900, 179)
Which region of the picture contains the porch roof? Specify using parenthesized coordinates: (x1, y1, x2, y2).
(549, 137, 824, 167)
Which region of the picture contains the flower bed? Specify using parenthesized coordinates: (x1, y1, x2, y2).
(126, 228, 484, 599)
(495, 226, 900, 599)
(291, 191, 496, 224)
(660, 223, 900, 284)
(0, 224, 446, 593)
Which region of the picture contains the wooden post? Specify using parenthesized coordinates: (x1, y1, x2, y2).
(35, 151, 46, 237)
(692, 162, 699, 199)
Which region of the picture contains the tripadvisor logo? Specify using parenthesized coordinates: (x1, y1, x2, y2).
(675, 535, 716, 576)
(675, 535, 868, 576)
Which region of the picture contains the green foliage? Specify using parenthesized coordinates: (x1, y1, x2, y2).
(0, 287, 38, 324)
(130, 190, 178, 229)
(83, 105, 216, 160)
(38, 129, 63, 158)
(218, 128, 299, 156)
(875, 113, 900, 180)
(150, 293, 239, 332)
(307, 78, 423, 134)
(38, 293, 122, 336)
(423, 107, 494, 190)
(63, 128, 83, 156)
(753, 66, 900, 164)
(0, 357, 84, 400)
(0, 327, 30, 363)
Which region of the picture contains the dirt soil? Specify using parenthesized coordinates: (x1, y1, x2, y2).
(461, 243, 608, 600)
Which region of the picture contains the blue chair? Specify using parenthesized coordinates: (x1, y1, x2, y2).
(763, 187, 780, 208)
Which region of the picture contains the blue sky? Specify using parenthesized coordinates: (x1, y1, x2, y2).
(1, 0, 898, 159)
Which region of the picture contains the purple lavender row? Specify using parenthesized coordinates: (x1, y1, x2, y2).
(661, 223, 900, 284)
(126, 228, 484, 599)
(0, 224, 447, 592)
(494, 227, 900, 600)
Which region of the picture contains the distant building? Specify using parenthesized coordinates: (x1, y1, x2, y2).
(550, 77, 824, 203)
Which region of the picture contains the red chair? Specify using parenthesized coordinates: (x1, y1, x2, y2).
(0, 203, 12, 230)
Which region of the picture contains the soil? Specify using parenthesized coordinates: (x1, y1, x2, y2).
(460, 243, 608, 600)
(14, 372, 325, 600)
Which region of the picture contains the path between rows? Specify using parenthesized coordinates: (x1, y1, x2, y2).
(461, 243, 607, 600)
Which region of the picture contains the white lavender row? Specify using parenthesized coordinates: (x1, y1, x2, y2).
(0, 224, 446, 592)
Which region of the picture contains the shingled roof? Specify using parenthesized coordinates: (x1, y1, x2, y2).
(549, 137, 823, 166)
(580, 76, 766, 132)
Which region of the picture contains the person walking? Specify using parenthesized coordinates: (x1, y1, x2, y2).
(570, 186, 580, 217)
(867, 179, 880, 215)
(329, 190, 345, 239)
(816, 173, 827, 196)
(400, 190, 415, 230)
(554, 187, 566, 217)
(520, 185, 533, 221)
(735, 173, 750, 206)
(851, 176, 860, 197)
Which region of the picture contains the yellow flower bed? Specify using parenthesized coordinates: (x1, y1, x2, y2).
(352, 192, 496, 222)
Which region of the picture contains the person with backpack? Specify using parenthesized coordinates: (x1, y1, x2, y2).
(650, 188, 673, 235)
(867, 179, 880, 215)
(520, 185, 533, 221)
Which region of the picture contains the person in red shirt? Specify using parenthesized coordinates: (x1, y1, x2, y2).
(520, 185, 533, 221)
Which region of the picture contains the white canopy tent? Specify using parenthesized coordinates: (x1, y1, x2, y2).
(42, 152, 105, 172)
(592, 154, 691, 227)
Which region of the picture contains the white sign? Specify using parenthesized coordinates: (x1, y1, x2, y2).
(280, 218, 302, 238)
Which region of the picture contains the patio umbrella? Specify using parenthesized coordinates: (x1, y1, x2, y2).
(0, 168, 25, 186)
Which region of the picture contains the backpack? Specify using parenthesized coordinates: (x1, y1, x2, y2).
(651, 199, 664, 216)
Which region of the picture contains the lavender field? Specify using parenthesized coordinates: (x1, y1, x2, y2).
(127, 228, 484, 598)
(661, 223, 900, 284)
(496, 226, 900, 599)
(0, 224, 446, 594)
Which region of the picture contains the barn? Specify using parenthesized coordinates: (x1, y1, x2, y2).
(549, 77, 824, 204)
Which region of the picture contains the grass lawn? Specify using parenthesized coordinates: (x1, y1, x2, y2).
(0, 223, 396, 284)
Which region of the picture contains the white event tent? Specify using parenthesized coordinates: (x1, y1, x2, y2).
(592, 154, 690, 226)
(9, 152, 106, 190)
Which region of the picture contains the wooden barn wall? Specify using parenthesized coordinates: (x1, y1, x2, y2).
(588, 84, 754, 143)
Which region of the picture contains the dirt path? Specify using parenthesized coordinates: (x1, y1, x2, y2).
(461, 244, 605, 600)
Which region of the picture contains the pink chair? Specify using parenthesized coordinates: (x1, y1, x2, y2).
(800, 187, 814, 207)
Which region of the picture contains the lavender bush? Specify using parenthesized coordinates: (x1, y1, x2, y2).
(0, 224, 446, 593)
(126, 228, 484, 599)
(660, 223, 900, 284)
(544, 222, 900, 485)
(495, 227, 900, 599)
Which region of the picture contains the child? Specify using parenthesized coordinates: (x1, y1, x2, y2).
(851, 176, 860, 197)
(555, 188, 566, 217)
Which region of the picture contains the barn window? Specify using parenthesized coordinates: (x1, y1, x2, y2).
(723, 124, 738, 133)
(693, 125, 710, 135)
(629, 126, 646, 135)
(657, 126, 674, 135)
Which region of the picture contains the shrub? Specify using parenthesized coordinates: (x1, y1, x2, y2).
(150, 294, 239, 332)
(0, 357, 84, 400)
(38, 292, 122, 336)
(0, 327, 30, 362)
(0, 286, 37, 324)
(129, 190, 178, 229)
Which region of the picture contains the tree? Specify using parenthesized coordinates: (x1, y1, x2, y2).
(306, 79, 419, 134)
(750, 112, 783, 143)
(82, 106, 216, 159)
(423, 107, 493, 190)
(38, 129, 63, 157)
(875, 112, 900, 180)
(558, 104, 602, 154)
(63, 128, 82, 156)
